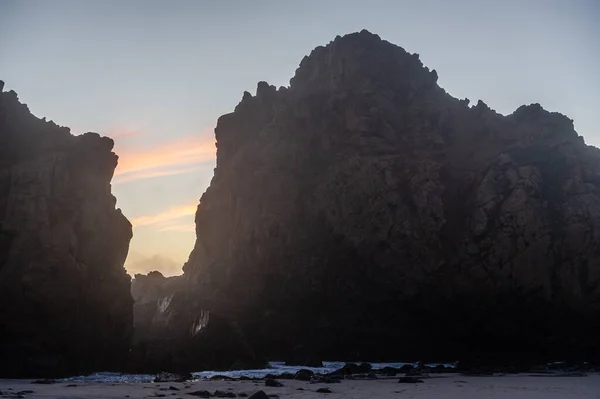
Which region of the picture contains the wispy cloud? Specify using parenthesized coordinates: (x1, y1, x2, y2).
(156, 223, 196, 232)
(109, 128, 147, 140)
(131, 201, 198, 228)
(113, 165, 205, 184)
(113, 131, 216, 184)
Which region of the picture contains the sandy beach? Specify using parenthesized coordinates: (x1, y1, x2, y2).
(1, 374, 600, 399)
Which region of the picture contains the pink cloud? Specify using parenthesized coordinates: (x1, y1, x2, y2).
(112, 129, 216, 184)
(156, 223, 196, 232)
(131, 201, 198, 227)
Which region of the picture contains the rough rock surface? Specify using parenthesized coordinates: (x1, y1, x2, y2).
(0, 84, 133, 377)
(174, 30, 600, 365)
(130, 271, 266, 372)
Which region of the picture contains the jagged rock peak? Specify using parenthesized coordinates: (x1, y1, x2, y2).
(289, 29, 438, 94)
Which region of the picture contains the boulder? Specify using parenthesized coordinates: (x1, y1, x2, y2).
(398, 377, 424, 384)
(335, 363, 373, 375)
(264, 378, 283, 387)
(294, 369, 313, 381)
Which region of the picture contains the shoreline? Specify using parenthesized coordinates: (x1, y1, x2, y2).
(1, 373, 600, 399)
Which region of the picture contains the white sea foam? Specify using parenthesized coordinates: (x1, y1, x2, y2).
(62, 360, 457, 383)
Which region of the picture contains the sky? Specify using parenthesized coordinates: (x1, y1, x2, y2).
(1, 0, 598, 276)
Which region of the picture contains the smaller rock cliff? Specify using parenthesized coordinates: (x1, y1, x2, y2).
(130, 271, 266, 373)
(0, 82, 133, 377)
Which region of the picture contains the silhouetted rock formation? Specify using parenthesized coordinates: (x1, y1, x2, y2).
(0, 83, 133, 377)
(130, 272, 266, 372)
(174, 30, 600, 365)
(131, 271, 178, 343)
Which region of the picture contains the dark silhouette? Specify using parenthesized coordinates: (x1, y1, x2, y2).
(0, 84, 133, 377)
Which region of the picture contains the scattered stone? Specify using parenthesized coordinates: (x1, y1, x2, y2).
(399, 365, 414, 373)
(336, 363, 372, 375)
(188, 390, 212, 397)
(264, 379, 283, 387)
(65, 384, 78, 388)
(31, 380, 56, 385)
(316, 388, 332, 393)
(312, 375, 341, 384)
(398, 376, 424, 384)
(237, 393, 248, 397)
(378, 366, 397, 376)
(169, 386, 181, 391)
(248, 391, 269, 399)
(430, 364, 452, 373)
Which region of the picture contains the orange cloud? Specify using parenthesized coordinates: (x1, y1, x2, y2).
(109, 128, 146, 140)
(156, 223, 196, 232)
(131, 201, 198, 227)
(113, 132, 216, 184)
(114, 165, 204, 184)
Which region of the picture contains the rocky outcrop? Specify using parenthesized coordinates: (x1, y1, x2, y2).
(0, 84, 133, 377)
(176, 30, 600, 365)
(130, 272, 266, 372)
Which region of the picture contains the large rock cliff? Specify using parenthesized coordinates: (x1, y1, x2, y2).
(178, 31, 600, 365)
(0, 83, 133, 377)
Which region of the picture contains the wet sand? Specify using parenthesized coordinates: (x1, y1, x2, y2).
(1, 373, 599, 399)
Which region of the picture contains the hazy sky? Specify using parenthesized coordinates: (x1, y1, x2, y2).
(1, 0, 598, 276)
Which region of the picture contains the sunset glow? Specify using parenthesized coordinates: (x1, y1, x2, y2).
(113, 134, 216, 184)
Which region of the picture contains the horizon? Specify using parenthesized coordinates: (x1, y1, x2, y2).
(1, 0, 598, 276)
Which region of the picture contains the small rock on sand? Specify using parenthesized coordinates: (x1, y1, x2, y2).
(264, 379, 283, 387)
(248, 391, 269, 399)
(188, 390, 211, 397)
(398, 376, 424, 383)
